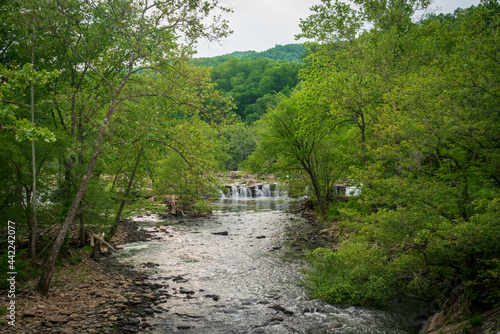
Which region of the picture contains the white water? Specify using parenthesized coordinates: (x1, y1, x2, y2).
(223, 184, 285, 199)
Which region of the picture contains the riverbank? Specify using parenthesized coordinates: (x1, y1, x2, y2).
(1, 220, 160, 334)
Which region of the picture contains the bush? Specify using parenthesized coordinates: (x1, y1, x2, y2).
(304, 243, 395, 306)
(0, 250, 29, 290)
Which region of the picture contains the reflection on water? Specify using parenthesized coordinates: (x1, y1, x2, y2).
(113, 199, 425, 334)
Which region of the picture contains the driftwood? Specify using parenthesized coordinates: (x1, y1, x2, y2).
(84, 229, 117, 253)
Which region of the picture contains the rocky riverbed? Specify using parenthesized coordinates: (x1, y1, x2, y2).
(2, 220, 161, 334)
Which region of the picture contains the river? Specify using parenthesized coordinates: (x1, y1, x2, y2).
(112, 198, 427, 334)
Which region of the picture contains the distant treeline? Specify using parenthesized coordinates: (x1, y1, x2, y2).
(191, 44, 306, 67)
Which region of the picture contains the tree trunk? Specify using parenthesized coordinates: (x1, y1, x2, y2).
(109, 146, 145, 238)
(30, 22, 38, 263)
(36, 99, 118, 295)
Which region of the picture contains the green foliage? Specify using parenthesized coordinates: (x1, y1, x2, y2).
(192, 44, 306, 67)
(0, 250, 29, 290)
(468, 315, 483, 327)
(154, 118, 224, 215)
(0, 0, 234, 293)
(219, 123, 257, 170)
(206, 57, 303, 123)
(67, 256, 82, 265)
(292, 0, 500, 309)
(0, 64, 59, 142)
(304, 245, 395, 305)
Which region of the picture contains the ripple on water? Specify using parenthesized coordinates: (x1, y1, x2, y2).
(113, 199, 425, 334)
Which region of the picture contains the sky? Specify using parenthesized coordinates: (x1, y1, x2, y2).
(194, 0, 482, 58)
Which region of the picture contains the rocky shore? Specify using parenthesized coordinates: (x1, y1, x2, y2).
(2, 220, 161, 334)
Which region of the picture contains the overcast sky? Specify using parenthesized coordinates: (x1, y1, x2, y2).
(194, 0, 482, 58)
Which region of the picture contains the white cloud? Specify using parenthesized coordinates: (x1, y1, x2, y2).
(195, 0, 481, 58)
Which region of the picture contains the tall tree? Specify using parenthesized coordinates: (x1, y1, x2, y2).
(30, 0, 231, 295)
(296, 0, 500, 308)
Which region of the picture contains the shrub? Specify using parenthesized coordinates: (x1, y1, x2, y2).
(303, 243, 395, 306)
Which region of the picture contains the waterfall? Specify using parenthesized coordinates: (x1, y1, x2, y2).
(225, 184, 282, 198)
(238, 186, 252, 198)
(261, 184, 272, 197)
(231, 185, 239, 198)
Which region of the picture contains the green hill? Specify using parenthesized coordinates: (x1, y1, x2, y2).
(192, 44, 306, 67)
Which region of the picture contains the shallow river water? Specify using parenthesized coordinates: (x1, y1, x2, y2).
(113, 198, 427, 334)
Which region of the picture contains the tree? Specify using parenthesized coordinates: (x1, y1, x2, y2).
(27, 0, 232, 295)
(296, 0, 500, 308)
(246, 89, 355, 218)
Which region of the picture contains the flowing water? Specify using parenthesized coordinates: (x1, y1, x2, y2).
(113, 198, 427, 334)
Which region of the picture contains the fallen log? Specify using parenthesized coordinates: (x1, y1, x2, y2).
(84, 229, 117, 252)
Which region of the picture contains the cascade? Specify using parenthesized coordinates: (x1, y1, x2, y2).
(230, 185, 239, 198)
(238, 186, 251, 198)
(261, 184, 272, 197)
(254, 186, 264, 198)
(225, 184, 281, 198)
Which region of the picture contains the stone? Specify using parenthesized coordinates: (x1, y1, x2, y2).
(46, 315, 69, 323)
(204, 294, 220, 301)
(43, 321, 54, 327)
(268, 304, 294, 316)
(23, 309, 36, 317)
(115, 296, 129, 303)
(212, 231, 229, 236)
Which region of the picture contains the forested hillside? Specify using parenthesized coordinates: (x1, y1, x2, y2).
(191, 43, 306, 67)
(190, 45, 306, 170)
(210, 58, 303, 123)
(246, 0, 500, 316)
(192, 45, 306, 124)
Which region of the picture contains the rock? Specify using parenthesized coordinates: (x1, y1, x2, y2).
(419, 311, 445, 334)
(143, 262, 159, 268)
(204, 294, 220, 301)
(256, 235, 266, 239)
(23, 309, 36, 317)
(43, 321, 54, 327)
(46, 315, 69, 323)
(115, 295, 129, 303)
(268, 304, 294, 316)
(143, 293, 157, 299)
(211, 231, 229, 236)
(177, 325, 191, 330)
